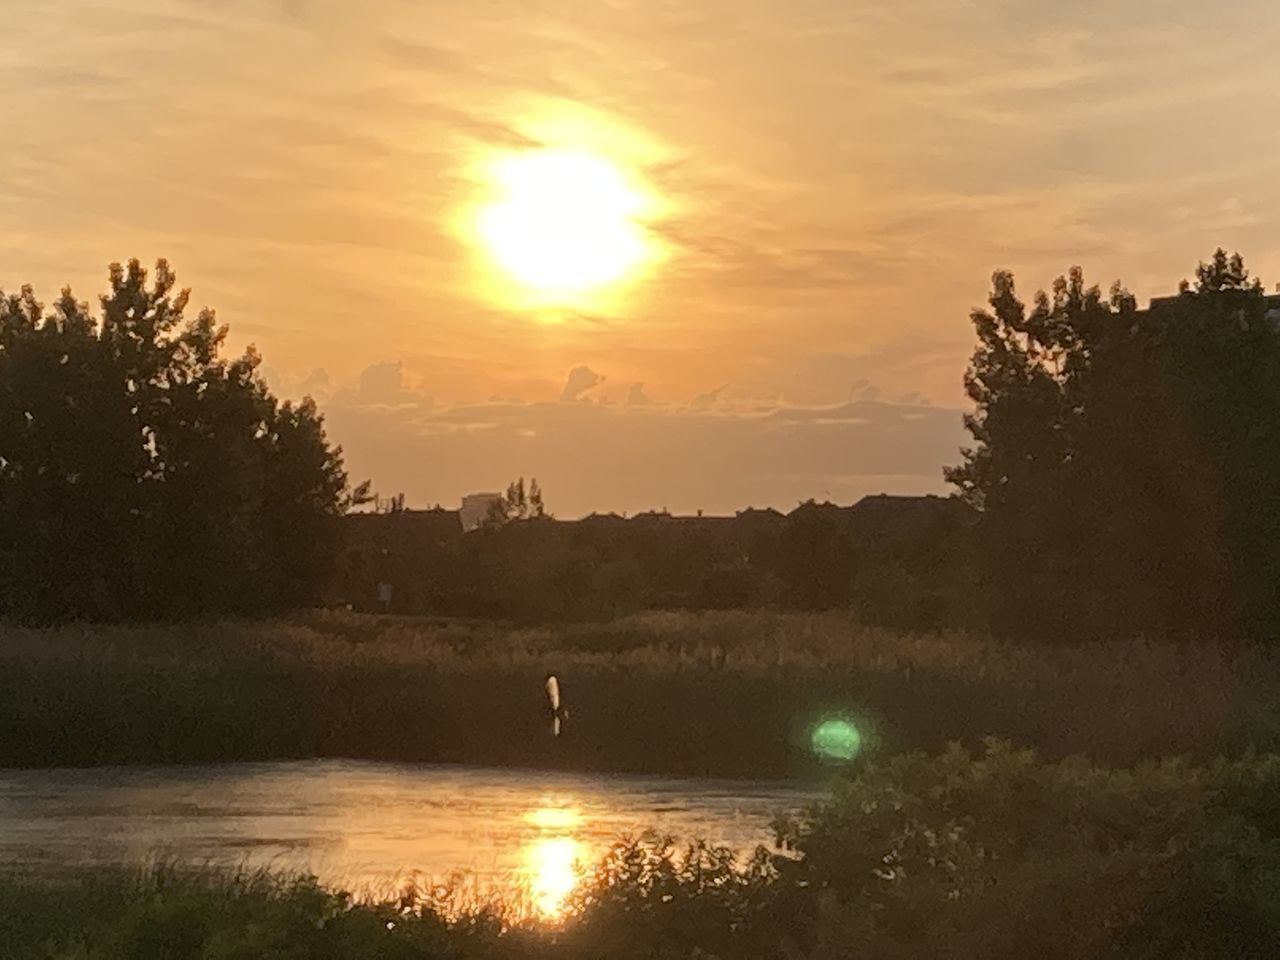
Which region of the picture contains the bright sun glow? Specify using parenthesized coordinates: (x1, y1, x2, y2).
(524, 835, 585, 919)
(472, 148, 660, 308)
(524, 806, 582, 831)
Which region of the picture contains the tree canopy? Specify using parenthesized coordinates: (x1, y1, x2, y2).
(483, 476, 548, 527)
(0, 259, 368, 622)
(948, 250, 1280, 641)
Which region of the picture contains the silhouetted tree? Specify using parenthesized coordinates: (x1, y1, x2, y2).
(0, 259, 368, 622)
(484, 476, 549, 527)
(259, 396, 370, 608)
(948, 250, 1280, 641)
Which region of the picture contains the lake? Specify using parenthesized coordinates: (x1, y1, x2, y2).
(0, 760, 823, 917)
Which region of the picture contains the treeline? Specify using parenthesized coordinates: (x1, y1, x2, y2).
(335, 249, 1280, 643)
(331, 495, 978, 630)
(0, 260, 365, 622)
(8, 251, 1278, 641)
(951, 250, 1280, 642)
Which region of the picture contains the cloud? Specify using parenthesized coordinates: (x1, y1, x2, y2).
(560, 365, 603, 402)
(319, 368, 965, 516)
(378, 36, 472, 75)
(299, 367, 330, 395)
(278, 361, 434, 418)
(273, 0, 308, 24)
(358, 361, 411, 405)
(733, 339, 974, 408)
(690, 384, 728, 410)
(6, 0, 1280, 522)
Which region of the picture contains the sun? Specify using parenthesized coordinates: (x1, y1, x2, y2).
(471, 148, 660, 309)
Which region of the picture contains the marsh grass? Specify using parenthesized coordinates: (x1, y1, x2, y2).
(0, 860, 523, 960)
(1, 610, 1277, 774)
(4, 746, 1279, 959)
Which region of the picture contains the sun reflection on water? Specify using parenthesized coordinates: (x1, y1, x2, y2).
(522, 805, 586, 920)
(524, 835, 585, 918)
(524, 806, 582, 831)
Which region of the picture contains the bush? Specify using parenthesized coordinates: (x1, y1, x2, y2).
(773, 742, 1280, 959)
(3, 747, 1279, 960)
(0, 865, 519, 960)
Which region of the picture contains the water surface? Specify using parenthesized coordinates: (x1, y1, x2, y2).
(0, 760, 821, 916)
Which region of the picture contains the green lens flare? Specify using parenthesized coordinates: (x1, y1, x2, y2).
(811, 719, 862, 761)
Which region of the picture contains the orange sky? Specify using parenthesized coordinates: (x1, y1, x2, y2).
(4, 0, 1279, 515)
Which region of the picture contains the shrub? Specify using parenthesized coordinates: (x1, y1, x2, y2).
(4, 745, 1279, 960)
(774, 742, 1280, 959)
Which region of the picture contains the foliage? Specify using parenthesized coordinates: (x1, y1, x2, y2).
(770, 742, 1280, 959)
(562, 836, 780, 959)
(0, 260, 368, 621)
(1, 611, 1277, 775)
(483, 477, 548, 528)
(948, 250, 1280, 641)
(0, 864, 521, 960)
(333, 495, 976, 629)
(3, 748, 1279, 959)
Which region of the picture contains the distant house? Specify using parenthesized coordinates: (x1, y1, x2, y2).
(736, 506, 785, 521)
(345, 505, 463, 541)
(630, 509, 673, 523)
(576, 511, 627, 526)
(786, 499, 847, 522)
(842, 493, 975, 546)
(460, 492, 503, 532)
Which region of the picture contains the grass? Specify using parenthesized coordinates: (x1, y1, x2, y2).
(4, 744, 1279, 959)
(0, 862, 521, 960)
(1, 610, 1278, 775)
(6, 612, 1276, 956)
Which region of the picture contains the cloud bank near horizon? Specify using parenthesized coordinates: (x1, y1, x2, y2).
(273, 362, 964, 517)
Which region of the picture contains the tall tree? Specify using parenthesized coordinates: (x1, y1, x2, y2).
(0, 259, 367, 622)
(484, 476, 549, 527)
(948, 251, 1280, 641)
(260, 396, 370, 608)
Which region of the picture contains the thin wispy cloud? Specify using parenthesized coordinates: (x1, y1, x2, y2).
(3, 0, 1279, 511)
(306, 363, 963, 515)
